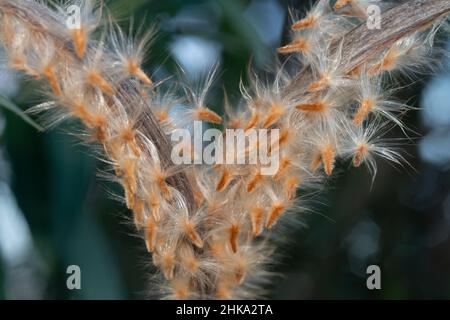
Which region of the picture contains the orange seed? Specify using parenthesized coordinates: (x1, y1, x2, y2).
(249, 207, 265, 236)
(292, 15, 316, 30)
(277, 39, 309, 54)
(228, 223, 239, 253)
(72, 28, 87, 59)
(195, 107, 222, 124)
(266, 202, 285, 229)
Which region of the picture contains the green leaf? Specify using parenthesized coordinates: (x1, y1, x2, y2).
(0, 95, 44, 132)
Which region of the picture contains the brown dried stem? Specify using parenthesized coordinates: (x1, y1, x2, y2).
(286, 0, 450, 93)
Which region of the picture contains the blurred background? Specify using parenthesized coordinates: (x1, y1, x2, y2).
(1, 0, 450, 299)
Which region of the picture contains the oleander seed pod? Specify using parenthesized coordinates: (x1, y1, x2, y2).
(0, 0, 449, 299)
